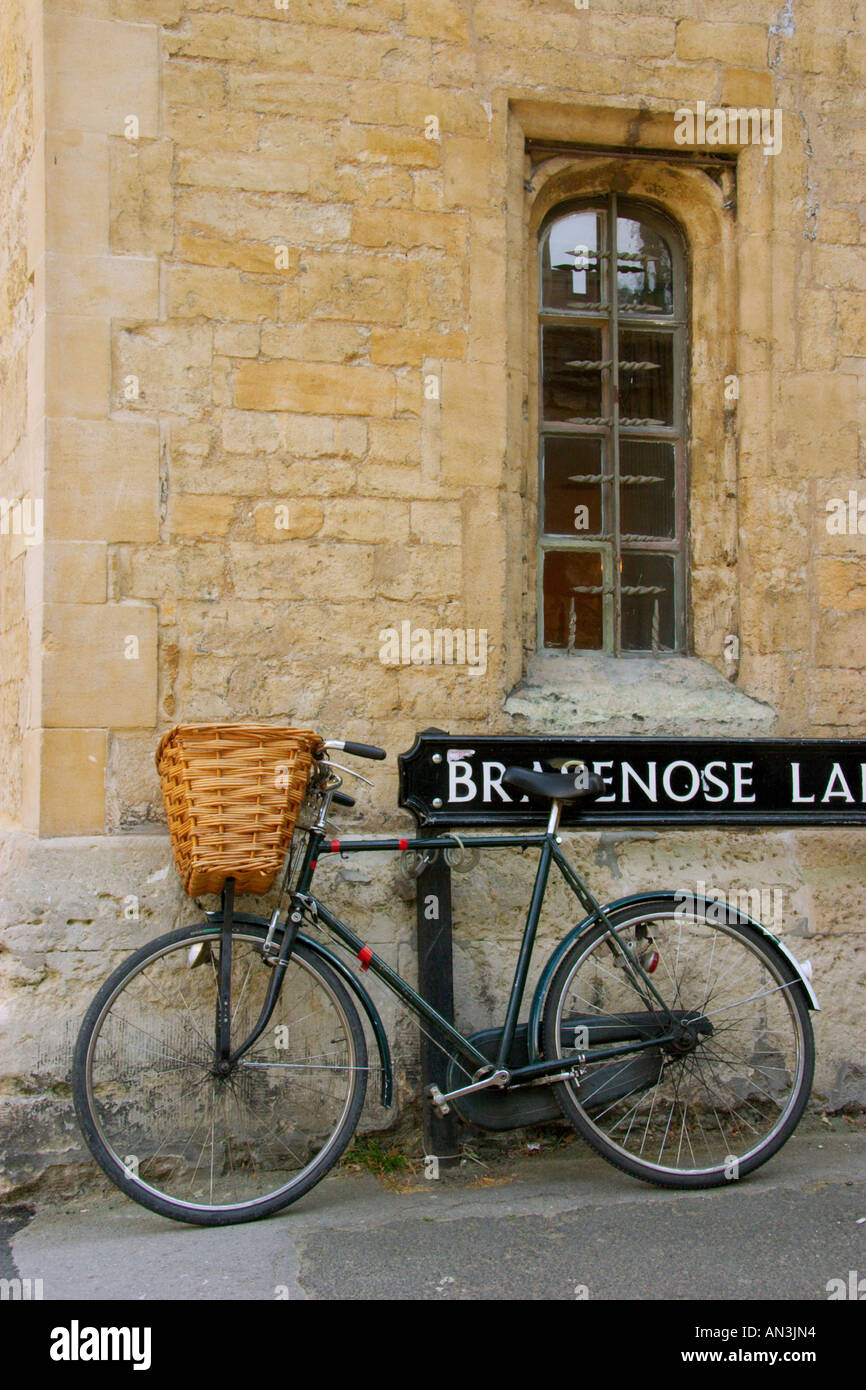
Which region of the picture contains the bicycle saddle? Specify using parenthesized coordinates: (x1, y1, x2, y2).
(502, 766, 606, 804)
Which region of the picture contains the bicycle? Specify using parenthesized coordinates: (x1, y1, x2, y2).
(72, 737, 818, 1226)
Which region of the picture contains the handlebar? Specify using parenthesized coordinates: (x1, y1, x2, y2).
(320, 740, 387, 761)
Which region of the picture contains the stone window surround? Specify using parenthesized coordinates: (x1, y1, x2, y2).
(501, 100, 775, 735)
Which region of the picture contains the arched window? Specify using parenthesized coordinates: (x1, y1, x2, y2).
(537, 195, 688, 655)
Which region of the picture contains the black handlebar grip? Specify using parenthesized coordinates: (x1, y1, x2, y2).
(332, 791, 356, 807)
(340, 741, 387, 760)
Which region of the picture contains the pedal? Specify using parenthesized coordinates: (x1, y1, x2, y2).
(429, 1085, 451, 1116)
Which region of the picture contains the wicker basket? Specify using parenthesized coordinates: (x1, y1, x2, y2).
(156, 724, 323, 897)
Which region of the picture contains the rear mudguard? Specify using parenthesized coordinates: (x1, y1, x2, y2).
(204, 910, 392, 1107)
(526, 890, 820, 1065)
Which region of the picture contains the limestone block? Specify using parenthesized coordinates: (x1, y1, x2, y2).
(42, 602, 157, 728)
(813, 245, 866, 292)
(234, 360, 395, 416)
(38, 729, 106, 836)
(176, 189, 350, 246)
(441, 362, 507, 487)
(175, 151, 310, 195)
(319, 498, 410, 543)
(372, 543, 460, 602)
(176, 234, 292, 277)
(228, 541, 375, 601)
(165, 264, 278, 322)
(43, 542, 107, 603)
(409, 501, 461, 546)
(117, 542, 227, 601)
(46, 318, 110, 419)
(775, 372, 859, 472)
(220, 409, 281, 455)
(112, 322, 212, 416)
(369, 328, 465, 368)
(837, 292, 866, 356)
(46, 253, 159, 318)
(337, 126, 440, 169)
(167, 495, 238, 539)
(676, 20, 767, 67)
(720, 68, 776, 108)
(213, 323, 260, 358)
(112, 0, 183, 20)
(164, 13, 262, 63)
(251, 499, 324, 541)
(352, 207, 467, 254)
(348, 83, 489, 139)
(367, 420, 422, 465)
(164, 108, 259, 153)
(46, 419, 159, 542)
(261, 322, 367, 363)
(109, 138, 174, 256)
(815, 558, 866, 612)
(442, 136, 491, 211)
(405, 0, 468, 42)
(45, 16, 159, 135)
(46, 132, 109, 254)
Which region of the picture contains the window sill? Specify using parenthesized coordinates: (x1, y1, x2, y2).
(504, 651, 776, 737)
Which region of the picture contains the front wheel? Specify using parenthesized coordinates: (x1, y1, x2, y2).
(73, 925, 367, 1225)
(542, 895, 814, 1189)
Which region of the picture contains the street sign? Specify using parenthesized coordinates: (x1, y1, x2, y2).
(398, 735, 866, 828)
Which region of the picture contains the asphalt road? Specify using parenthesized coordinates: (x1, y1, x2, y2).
(4, 1126, 865, 1301)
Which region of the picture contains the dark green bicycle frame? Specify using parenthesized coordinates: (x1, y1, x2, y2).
(238, 824, 684, 1088)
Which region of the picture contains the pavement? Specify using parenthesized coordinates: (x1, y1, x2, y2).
(3, 1121, 866, 1302)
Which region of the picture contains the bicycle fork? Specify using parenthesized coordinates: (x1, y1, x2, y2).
(212, 878, 306, 1071)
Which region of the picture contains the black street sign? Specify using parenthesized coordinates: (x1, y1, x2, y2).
(398, 734, 866, 828)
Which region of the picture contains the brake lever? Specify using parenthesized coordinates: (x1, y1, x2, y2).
(315, 759, 374, 787)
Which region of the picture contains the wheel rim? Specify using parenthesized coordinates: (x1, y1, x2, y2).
(551, 909, 809, 1178)
(82, 932, 361, 1213)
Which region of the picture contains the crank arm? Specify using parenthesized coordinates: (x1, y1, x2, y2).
(429, 1068, 510, 1115)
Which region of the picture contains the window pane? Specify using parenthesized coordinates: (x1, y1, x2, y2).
(542, 325, 605, 422)
(541, 210, 605, 310)
(619, 330, 673, 425)
(543, 550, 604, 649)
(543, 436, 604, 536)
(617, 217, 673, 314)
(621, 553, 676, 651)
(619, 440, 675, 539)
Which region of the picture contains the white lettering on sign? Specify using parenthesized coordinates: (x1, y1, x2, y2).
(437, 754, 866, 812)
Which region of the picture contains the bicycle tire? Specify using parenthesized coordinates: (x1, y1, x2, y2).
(541, 894, 814, 1189)
(73, 924, 367, 1226)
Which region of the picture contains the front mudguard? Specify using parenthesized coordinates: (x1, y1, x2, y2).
(526, 890, 820, 1065)
(204, 909, 393, 1107)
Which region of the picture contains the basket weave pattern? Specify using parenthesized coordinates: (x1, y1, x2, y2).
(156, 724, 323, 897)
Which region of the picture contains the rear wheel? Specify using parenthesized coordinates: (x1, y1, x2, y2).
(73, 924, 367, 1225)
(542, 895, 814, 1188)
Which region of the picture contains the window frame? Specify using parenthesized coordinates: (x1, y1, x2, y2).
(536, 192, 690, 657)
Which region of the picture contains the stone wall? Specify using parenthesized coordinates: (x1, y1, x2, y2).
(2, 0, 866, 1192)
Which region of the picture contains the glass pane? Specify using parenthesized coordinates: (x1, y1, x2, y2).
(619, 330, 674, 425)
(619, 441, 676, 539)
(541, 210, 605, 310)
(542, 325, 605, 422)
(617, 217, 673, 314)
(542, 436, 604, 537)
(621, 553, 676, 652)
(543, 550, 604, 650)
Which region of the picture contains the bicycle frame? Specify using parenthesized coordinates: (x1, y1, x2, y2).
(221, 807, 685, 1093)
